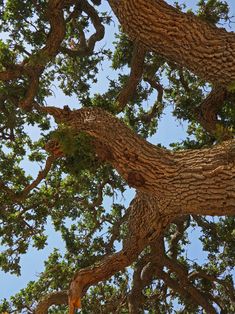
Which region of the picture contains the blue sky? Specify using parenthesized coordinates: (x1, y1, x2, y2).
(1, 0, 235, 305)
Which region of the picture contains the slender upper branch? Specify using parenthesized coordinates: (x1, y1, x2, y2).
(60, 0, 105, 57)
(0, 155, 55, 202)
(195, 86, 231, 139)
(35, 291, 68, 314)
(117, 42, 146, 111)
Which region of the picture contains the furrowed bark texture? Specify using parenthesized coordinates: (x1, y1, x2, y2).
(109, 0, 235, 86)
(39, 105, 235, 312)
(42, 106, 235, 217)
(69, 192, 171, 313)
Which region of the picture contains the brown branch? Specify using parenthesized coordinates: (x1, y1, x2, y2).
(169, 215, 190, 259)
(21, 155, 55, 197)
(19, 75, 41, 110)
(41, 0, 66, 59)
(192, 215, 218, 234)
(195, 86, 232, 139)
(161, 254, 217, 314)
(117, 42, 146, 111)
(128, 238, 211, 313)
(188, 270, 235, 302)
(128, 253, 153, 313)
(37, 105, 235, 217)
(178, 68, 190, 93)
(68, 246, 143, 313)
(131, 241, 218, 313)
(104, 208, 130, 254)
(68, 192, 173, 313)
(156, 268, 210, 311)
(61, 0, 105, 57)
(34, 291, 68, 314)
(0, 0, 67, 110)
(0, 155, 55, 202)
(141, 77, 164, 123)
(0, 67, 24, 81)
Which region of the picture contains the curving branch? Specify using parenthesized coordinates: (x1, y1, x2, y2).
(188, 269, 235, 303)
(128, 238, 218, 314)
(0, 155, 55, 202)
(38, 105, 235, 217)
(128, 251, 155, 313)
(0, 66, 25, 81)
(108, 0, 235, 86)
(117, 42, 146, 111)
(60, 0, 105, 57)
(141, 77, 164, 123)
(161, 253, 217, 314)
(192, 215, 218, 236)
(0, 0, 67, 110)
(34, 291, 68, 314)
(195, 86, 231, 139)
(168, 215, 190, 259)
(68, 192, 173, 313)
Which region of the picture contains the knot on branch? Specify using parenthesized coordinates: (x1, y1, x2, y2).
(123, 149, 138, 162)
(94, 140, 114, 162)
(127, 171, 145, 187)
(45, 139, 64, 157)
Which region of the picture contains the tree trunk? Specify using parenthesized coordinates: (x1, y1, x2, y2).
(109, 0, 235, 86)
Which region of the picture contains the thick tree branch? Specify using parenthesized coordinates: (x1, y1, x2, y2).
(68, 192, 172, 313)
(38, 105, 235, 217)
(109, 0, 235, 86)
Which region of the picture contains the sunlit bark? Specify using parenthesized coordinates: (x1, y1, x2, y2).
(109, 0, 235, 86)
(42, 105, 235, 218)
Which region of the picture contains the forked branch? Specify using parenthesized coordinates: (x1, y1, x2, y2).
(69, 192, 172, 313)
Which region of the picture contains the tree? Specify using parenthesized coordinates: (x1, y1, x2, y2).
(0, 0, 235, 313)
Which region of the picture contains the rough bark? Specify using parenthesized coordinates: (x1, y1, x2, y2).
(128, 241, 217, 314)
(69, 192, 172, 313)
(109, 0, 235, 86)
(40, 105, 235, 217)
